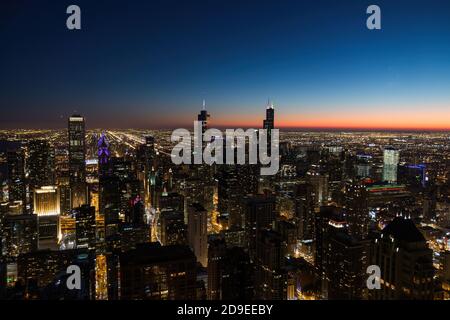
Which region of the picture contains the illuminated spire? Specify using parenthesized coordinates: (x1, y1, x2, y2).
(202, 99, 206, 110)
(98, 132, 110, 165)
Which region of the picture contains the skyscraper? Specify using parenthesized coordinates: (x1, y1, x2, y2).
(33, 186, 60, 216)
(198, 99, 210, 134)
(243, 193, 277, 261)
(68, 114, 87, 208)
(255, 229, 286, 300)
(27, 140, 54, 190)
(119, 243, 197, 300)
(187, 203, 208, 267)
(75, 205, 96, 250)
(6, 149, 26, 209)
(207, 236, 227, 300)
(33, 186, 60, 249)
(160, 209, 186, 246)
(371, 216, 435, 299)
(263, 100, 275, 135)
(294, 182, 316, 241)
(343, 182, 369, 240)
(97, 132, 110, 168)
(383, 147, 400, 183)
(2, 214, 38, 258)
(207, 236, 254, 300)
(262, 100, 275, 153)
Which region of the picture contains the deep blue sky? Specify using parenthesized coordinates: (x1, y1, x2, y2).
(1, 0, 450, 129)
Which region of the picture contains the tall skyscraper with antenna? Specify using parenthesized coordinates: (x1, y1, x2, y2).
(197, 99, 210, 134)
(263, 100, 275, 152)
(263, 99, 274, 134)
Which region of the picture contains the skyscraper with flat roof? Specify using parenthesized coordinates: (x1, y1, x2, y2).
(383, 147, 400, 183)
(68, 114, 87, 208)
(187, 203, 208, 267)
(7, 149, 26, 210)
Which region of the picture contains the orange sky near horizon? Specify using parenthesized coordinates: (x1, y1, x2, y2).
(206, 108, 450, 131)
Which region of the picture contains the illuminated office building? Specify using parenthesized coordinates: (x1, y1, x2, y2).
(75, 205, 96, 250)
(343, 182, 369, 240)
(17, 249, 95, 299)
(6, 149, 26, 210)
(27, 140, 54, 189)
(383, 147, 400, 183)
(33, 186, 60, 216)
(307, 171, 329, 208)
(2, 214, 38, 258)
(33, 186, 60, 247)
(68, 114, 87, 208)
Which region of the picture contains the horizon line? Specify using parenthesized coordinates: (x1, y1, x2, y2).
(1, 126, 450, 133)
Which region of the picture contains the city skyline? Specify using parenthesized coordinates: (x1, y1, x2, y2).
(1, 0, 450, 130)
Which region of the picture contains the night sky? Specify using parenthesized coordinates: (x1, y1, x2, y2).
(1, 0, 450, 129)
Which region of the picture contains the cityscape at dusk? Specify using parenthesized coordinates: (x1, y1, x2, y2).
(1, 0, 450, 310)
(1, 0, 450, 130)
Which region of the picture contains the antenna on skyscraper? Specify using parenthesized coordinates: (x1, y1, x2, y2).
(202, 99, 206, 110)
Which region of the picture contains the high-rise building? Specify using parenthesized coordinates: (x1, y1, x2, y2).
(294, 182, 316, 241)
(207, 236, 254, 300)
(306, 168, 328, 207)
(97, 132, 110, 174)
(371, 217, 435, 299)
(263, 100, 275, 139)
(198, 99, 210, 134)
(119, 243, 197, 299)
(2, 214, 38, 258)
(314, 205, 369, 299)
(255, 229, 286, 300)
(99, 175, 121, 237)
(207, 237, 227, 300)
(33, 186, 60, 216)
(6, 149, 26, 209)
(187, 203, 208, 267)
(136, 135, 156, 206)
(68, 114, 87, 208)
(243, 193, 277, 261)
(315, 206, 346, 283)
(27, 140, 54, 190)
(75, 205, 96, 250)
(325, 231, 369, 300)
(160, 209, 186, 246)
(383, 147, 400, 183)
(33, 186, 60, 248)
(343, 182, 369, 240)
(17, 249, 95, 299)
(159, 192, 184, 212)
